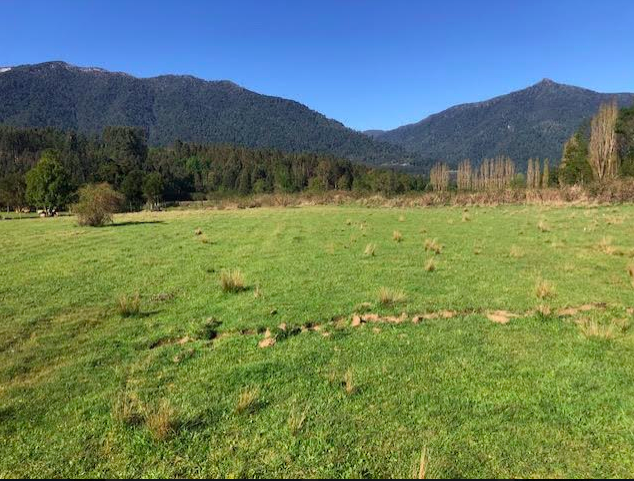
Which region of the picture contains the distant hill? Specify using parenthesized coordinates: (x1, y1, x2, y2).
(368, 79, 634, 169)
(0, 61, 422, 169)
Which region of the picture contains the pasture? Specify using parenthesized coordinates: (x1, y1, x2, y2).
(1, 204, 634, 477)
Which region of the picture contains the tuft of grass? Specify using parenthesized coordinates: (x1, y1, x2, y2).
(288, 406, 308, 435)
(393, 230, 403, 243)
(363, 243, 376, 257)
(462, 212, 471, 222)
(343, 369, 356, 395)
(424, 238, 443, 254)
(538, 219, 551, 232)
(578, 319, 617, 341)
(194, 228, 203, 236)
(220, 269, 245, 293)
(424, 258, 436, 272)
(535, 304, 552, 320)
(509, 245, 525, 259)
(236, 387, 260, 414)
(146, 399, 178, 441)
(398, 215, 406, 222)
(535, 279, 555, 300)
(117, 293, 141, 317)
(378, 287, 407, 305)
(112, 389, 144, 426)
(628, 264, 634, 286)
(597, 236, 616, 255)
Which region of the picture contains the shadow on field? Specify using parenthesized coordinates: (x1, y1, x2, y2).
(110, 221, 165, 227)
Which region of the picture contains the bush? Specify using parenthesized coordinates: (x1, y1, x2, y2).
(74, 183, 123, 226)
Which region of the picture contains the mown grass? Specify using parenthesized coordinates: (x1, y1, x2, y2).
(1, 204, 634, 477)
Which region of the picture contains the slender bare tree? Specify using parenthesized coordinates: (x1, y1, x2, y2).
(457, 159, 472, 191)
(542, 159, 550, 188)
(588, 101, 619, 181)
(429, 162, 450, 191)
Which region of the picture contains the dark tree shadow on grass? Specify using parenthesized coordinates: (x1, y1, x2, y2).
(109, 221, 165, 227)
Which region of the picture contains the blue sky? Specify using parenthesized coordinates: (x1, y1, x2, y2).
(1, 0, 633, 131)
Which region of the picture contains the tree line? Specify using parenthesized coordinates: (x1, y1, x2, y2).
(0, 126, 426, 212)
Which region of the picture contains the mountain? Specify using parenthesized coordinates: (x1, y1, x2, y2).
(368, 79, 634, 168)
(0, 61, 422, 169)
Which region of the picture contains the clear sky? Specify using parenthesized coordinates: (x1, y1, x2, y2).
(1, 0, 633, 131)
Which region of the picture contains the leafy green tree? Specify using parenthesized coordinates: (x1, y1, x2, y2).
(25, 150, 74, 214)
(142, 172, 164, 210)
(120, 170, 145, 210)
(558, 132, 592, 185)
(0, 173, 27, 212)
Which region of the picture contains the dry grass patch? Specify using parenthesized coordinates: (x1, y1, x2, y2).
(220, 269, 245, 293)
(393, 230, 403, 243)
(424, 238, 443, 254)
(112, 389, 144, 426)
(577, 319, 617, 340)
(364, 243, 376, 257)
(398, 214, 406, 222)
(537, 219, 551, 232)
(343, 369, 356, 395)
(535, 279, 555, 300)
(378, 287, 407, 306)
(117, 292, 141, 317)
(146, 399, 178, 441)
(424, 258, 436, 272)
(597, 236, 617, 255)
(236, 387, 260, 414)
(509, 245, 525, 259)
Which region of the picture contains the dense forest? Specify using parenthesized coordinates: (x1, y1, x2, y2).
(0, 126, 425, 211)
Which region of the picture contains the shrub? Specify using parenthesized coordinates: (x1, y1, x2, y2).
(220, 269, 245, 293)
(118, 293, 141, 317)
(74, 183, 123, 227)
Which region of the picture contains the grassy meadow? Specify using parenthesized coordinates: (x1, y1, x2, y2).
(1, 204, 634, 478)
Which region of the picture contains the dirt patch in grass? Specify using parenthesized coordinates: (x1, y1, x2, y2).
(486, 310, 519, 324)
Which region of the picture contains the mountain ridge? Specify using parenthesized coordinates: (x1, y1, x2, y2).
(0, 61, 424, 169)
(368, 79, 634, 168)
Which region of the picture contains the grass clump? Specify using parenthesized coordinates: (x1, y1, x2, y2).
(535, 279, 555, 300)
(424, 258, 436, 272)
(220, 269, 245, 293)
(393, 230, 403, 243)
(343, 369, 356, 395)
(537, 219, 551, 232)
(236, 387, 260, 414)
(146, 399, 178, 441)
(628, 264, 634, 286)
(117, 292, 141, 317)
(364, 243, 376, 257)
(509, 245, 524, 258)
(113, 389, 144, 427)
(424, 238, 443, 254)
(378, 287, 407, 306)
(288, 406, 308, 435)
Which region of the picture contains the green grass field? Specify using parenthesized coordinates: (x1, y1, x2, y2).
(1, 204, 634, 478)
